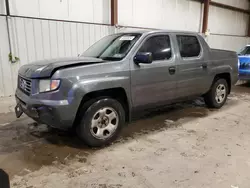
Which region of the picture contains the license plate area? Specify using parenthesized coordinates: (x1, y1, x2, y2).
(15, 97, 27, 118)
(15, 96, 39, 118)
(15, 104, 23, 118)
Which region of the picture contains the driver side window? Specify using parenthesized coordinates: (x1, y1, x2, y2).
(138, 35, 172, 61)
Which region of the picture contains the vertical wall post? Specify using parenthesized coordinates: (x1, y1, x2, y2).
(5, 0, 10, 16)
(4, 0, 14, 63)
(202, 0, 210, 33)
(248, 19, 250, 37)
(248, 3, 250, 37)
(111, 0, 118, 26)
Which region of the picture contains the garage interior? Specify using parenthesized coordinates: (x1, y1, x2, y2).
(0, 0, 250, 187)
(0, 0, 250, 97)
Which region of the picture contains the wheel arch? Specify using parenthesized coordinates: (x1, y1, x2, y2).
(73, 87, 130, 129)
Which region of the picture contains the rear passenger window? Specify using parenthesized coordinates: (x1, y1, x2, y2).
(177, 35, 201, 58)
(138, 35, 171, 61)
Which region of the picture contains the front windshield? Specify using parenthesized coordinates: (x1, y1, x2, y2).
(81, 33, 141, 61)
(238, 46, 250, 55)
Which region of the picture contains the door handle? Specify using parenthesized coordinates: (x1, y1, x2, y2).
(201, 64, 207, 69)
(169, 67, 176, 75)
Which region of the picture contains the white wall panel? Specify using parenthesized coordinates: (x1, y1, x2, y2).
(208, 6, 248, 36)
(9, 17, 114, 62)
(92, 0, 110, 24)
(57, 21, 65, 57)
(0, 0, 6, 15)
(0, 16, 13, 97)
(9, 0, 111, 24)
(207, 35, 248, 51)
(32, 19, 44, 60)
(39, 0, 69, 21)
(49, 21, 59, 59)
(212, 0, 249, 10)
(9, 0, 40, 17)
(69, 0, 110, 24)
(118, 0, 202, 32)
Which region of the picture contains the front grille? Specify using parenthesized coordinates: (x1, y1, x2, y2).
(18, 76, 32, 95)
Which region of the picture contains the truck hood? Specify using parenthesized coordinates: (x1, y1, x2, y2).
(18, 57, 105, 78)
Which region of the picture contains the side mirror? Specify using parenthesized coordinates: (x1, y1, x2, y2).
(134, 52, 153, 64)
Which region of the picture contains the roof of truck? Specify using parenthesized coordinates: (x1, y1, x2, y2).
(120, 29, 199, 35)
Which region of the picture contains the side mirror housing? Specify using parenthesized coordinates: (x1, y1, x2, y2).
(134, 52, 153, 64)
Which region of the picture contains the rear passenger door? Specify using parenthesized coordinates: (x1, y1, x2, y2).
(175, 35, 209, 98)
(130, 34, 177, 108)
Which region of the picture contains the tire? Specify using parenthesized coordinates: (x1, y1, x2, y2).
(204, 78, 228, 108)
(77, 97, 125, 147)
(0, 169, 10, 188)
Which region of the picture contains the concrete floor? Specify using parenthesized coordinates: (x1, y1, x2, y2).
(1, 83, 250, 188)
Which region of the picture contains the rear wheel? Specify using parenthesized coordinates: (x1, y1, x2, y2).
(204, 78, 228, 108)
(77, 97, 125, 147)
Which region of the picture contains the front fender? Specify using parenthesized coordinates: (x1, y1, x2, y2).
(76, 76, 130, 94)
(69, 76, 131, 111)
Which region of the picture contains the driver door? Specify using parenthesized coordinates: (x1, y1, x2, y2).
(130, 33, 177, 109)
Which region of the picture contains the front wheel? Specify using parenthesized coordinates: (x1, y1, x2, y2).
(204, 78, 228, 108)
(77, 98, 125, 147)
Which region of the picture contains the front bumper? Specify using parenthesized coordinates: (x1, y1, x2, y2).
(15, 88, 76, 130)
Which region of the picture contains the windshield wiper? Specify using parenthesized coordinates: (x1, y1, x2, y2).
(101, 57, 122, 61)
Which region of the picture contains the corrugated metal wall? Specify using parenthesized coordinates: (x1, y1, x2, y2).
(208, 7, 248, 36)
(9, 17, 114, 63)
(206, 0, 249, 51)
(118, 0, 202, 32)
(0, 0, 6, 14)
(9, 0, 111, 24)
(0, 16, 13, 97)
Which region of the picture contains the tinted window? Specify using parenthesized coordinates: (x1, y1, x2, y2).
(177, 35, 201, 58)
(138, 35, 171, 61)
(238, 46, 250, 55)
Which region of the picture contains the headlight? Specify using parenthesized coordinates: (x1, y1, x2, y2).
(39, 79, 60, 93)
(238, 59, 240, 69)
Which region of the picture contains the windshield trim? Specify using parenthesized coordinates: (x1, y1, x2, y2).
(81, 33, 142, 61)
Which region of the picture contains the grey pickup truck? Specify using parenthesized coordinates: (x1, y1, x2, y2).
(15, 30, 238, 147)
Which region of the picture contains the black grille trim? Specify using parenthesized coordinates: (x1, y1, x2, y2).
(18, 76, 32, 96)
